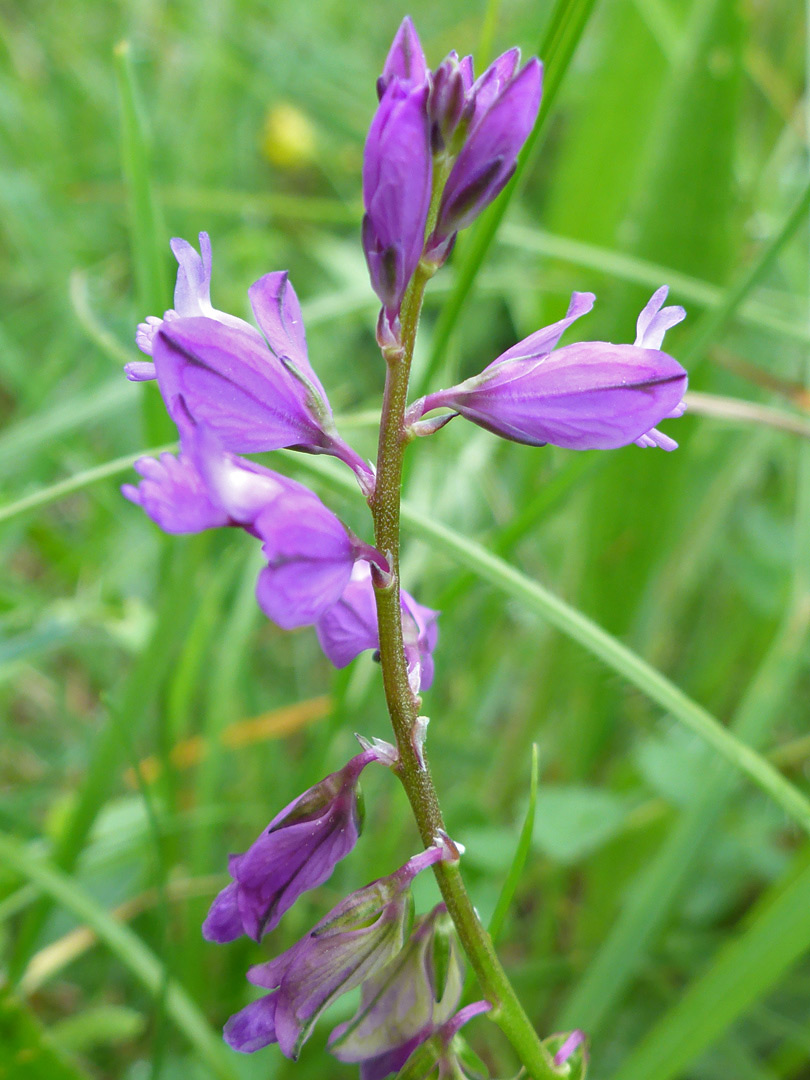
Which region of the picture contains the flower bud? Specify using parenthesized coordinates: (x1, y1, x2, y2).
(377, 16, 428, 98)
(430, 57, 542, 247)
(363, 80, 432, 318)
(428, 52, 473, 153)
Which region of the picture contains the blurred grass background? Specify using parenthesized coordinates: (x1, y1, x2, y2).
(1, 0, 809, 1078)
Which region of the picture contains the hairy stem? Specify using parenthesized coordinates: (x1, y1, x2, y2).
(369, 278, 559, 1079)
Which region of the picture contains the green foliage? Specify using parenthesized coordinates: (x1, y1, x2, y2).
(0, 1, 808, 1079)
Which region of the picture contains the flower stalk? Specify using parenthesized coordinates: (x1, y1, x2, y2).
(369, 263, 559, 1080)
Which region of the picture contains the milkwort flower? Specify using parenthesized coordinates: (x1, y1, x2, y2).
(223, 844, 452, 1059)
(203, 746, 392, 944)
(124, 416, 387, 629)
(408, 287, 688, 451)
(328, 903, 464, 1080)
(315, 563, 439, 692)
(129, 233, 373, 487)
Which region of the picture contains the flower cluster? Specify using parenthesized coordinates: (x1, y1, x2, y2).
(364, 17, 542, 341)
(122, 233, 439, 688)
(201, 740, 486, 1075)
(120, 15, 687, 1079)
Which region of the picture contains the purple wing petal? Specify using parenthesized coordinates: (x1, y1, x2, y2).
(153, 317, 323, 454)
(315, 564, 380, 669)
(248, 272, 330, 406)
(223, 993, 279, 1054)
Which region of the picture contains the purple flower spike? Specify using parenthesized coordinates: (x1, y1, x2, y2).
(203, 749, 384, 946)
(130, 232, 257, 378)
(431, 57, 542, 246)
(412, 288, 688, 452)
(378, 16, 427, 98)
(225, 844, 449, 1059)
(315, 564, 439, 692)
(363, 79, 432, 320)
(329, 904, 464, 1080)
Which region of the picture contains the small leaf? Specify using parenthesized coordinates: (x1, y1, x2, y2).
(533, 786, 629, 863)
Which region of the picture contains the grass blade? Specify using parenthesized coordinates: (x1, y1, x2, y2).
(284, 453, 810, 835)
(488, 744, 540, 944)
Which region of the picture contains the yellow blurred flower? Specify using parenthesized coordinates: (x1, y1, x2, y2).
(261, 102, 318, 169)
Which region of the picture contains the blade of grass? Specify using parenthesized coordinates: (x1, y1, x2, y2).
(0, 445, 174, 525)
(113, 40, 173, 446)
(413, 0, 601, 398)
(112, 41, 167, 316)
(682, 178, 810, 364)
(612, 851, 810, 1080)
(488, 744, 540, 944)
(6, 544, 197, 981)
(0, 833, 239, 1080)
(557, 603, 810, 1038)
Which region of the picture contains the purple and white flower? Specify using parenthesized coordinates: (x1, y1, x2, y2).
(124, 418, 385, 629)
(329, 904, 464, 1080)
(409, 287, 688, 451)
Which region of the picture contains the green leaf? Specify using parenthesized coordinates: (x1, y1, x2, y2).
(532, 786, 629, 863)
(50, 1005, 147, 1052)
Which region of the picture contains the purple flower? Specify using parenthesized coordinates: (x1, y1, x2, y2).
(129, 232, 258, 378)
(223, 845, 450, 1059)
(410, 287, 688, 452)
(329, 904, 464, 1080)
(377, 16, 428, 97)
(125, 419, 385, 628)
(128, 240, 372, 485)
(363, 79, 432, 320)
(430, 55, 542, 249)
(203, 748, 389, 945)
(315, 563, 439, 692)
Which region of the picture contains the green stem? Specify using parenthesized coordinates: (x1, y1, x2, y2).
(368, 280, 558, 1079)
